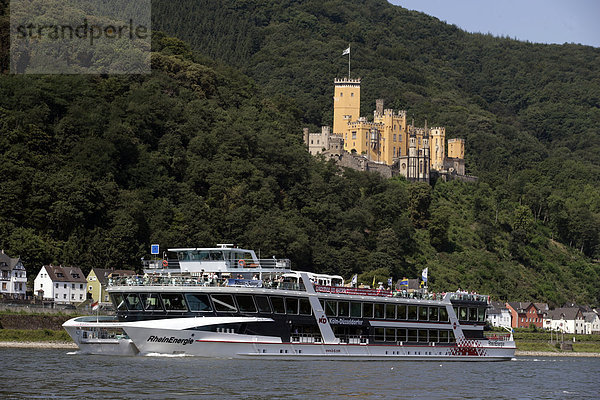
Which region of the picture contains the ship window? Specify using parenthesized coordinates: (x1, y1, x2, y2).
(397, 305, 407, 320)
(385, 328, 395, 342)
(112, 293, 127, 311)
(407, 305, 417, 320)
(140, 293, 163, 311)
(325, 301, 337, 317)
(299, 298, 312, 315)
(429, 330, 439, 342)
(374, 304, 385, 319)
(185, 294, 212, 312)
(419, 306, 428, 321)
(418, 329, 428, 342)
(270, 296, 285, 314)
(162, 293, 188, 311)
(429, 307, 439, 321)
(439, 307, 449, 321)
(362, 303, 373, 319)
(397, 328, 407, 342)
(385, 304, 396, 319)
(374, 327, 384, 342)
(211, 294, 236, 312)
(439, 330, 449, 343)
(255, 296, 272, 313)
(350, 302, 361, 318)
(124, 293, 143, 311)
(478, 308, 486, 322)
(285, 298, 299, 315)
(469, 307, 478, 321)
(407, 329, 418, 342)
(459, 307, 468, 321)
(338, 301, 350, 317)
(236, 295, 257, 313)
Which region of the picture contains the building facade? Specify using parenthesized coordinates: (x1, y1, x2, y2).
(87, 268, 135, 304)
(486, 301, 512, 329)
(583, 312, 600, 335)
(544, 307, 585, 334)
(506, 302, 545, 329)
(0, 250, 27, 299)
(34, 265, 87, 304)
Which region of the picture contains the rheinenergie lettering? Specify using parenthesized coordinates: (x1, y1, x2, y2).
(147, 336, 194, 345)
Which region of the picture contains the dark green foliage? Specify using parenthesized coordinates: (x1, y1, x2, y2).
(0, 1, 599, 305)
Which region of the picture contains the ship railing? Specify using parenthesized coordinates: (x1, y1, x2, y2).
(484, 332, 513, 341)
(338, 335, 369, 345)
(315, 285, 447, 301)
(315, 286, 394, 297)
(108, 275, 306, 292)
(290, 333, 323, 343)
(448, 292, 489, 303)
(142, 258, 291, 271)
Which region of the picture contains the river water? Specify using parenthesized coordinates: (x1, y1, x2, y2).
(1, 348, 599, 399)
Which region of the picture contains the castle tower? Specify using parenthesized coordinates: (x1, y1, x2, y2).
(448, 138, 465, 159)
(408, 125, 417, 180)
(429, 127, 445, 170)
(422, 127, 430, 181)
(333, 78, 361, 136)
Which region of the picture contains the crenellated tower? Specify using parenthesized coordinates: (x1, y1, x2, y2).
(333, 78, 361, 136)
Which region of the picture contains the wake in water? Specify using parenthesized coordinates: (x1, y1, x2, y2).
(142, 352, 193, 358)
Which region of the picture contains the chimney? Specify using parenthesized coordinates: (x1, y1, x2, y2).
(376, 99, 384, 115)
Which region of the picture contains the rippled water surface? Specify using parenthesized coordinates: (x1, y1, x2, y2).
(2, 348, 599, 399)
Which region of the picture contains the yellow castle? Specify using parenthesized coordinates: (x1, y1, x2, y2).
(305, 78, 465, 181)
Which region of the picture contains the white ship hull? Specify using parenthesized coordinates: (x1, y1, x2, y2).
(63, 316, 139, 356)
(123, 317, 515, 361)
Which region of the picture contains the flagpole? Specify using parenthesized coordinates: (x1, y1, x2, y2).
(348, 44, 351, 79)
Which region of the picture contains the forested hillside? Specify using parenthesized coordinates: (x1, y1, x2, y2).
(0, 1, 599, 305)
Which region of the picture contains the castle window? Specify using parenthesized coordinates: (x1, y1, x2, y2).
(351, 92, 354, 97)
(393, 134, 397, 142)
(352, 131, 356, 140)
(311, 140, 313, 144)
(340, 92, 343, 97)
(393, 147, 396, 156)
(317, 140, 319, 144)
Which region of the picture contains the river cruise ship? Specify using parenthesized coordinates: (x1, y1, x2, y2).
(65, 244, 515, 360)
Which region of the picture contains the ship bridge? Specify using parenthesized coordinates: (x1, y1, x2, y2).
(142, 244, 291, 277)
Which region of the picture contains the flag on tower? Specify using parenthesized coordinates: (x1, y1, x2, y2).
(421, 268, 428, 284)
(342, 47, 350, 56)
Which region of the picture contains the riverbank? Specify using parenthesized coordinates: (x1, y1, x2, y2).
(0, 341, 77, 349)
(514, 350, 600, 358)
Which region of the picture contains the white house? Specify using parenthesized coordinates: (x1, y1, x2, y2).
(544, 307, 585, 334)
(0, 250, 27, 299)
(486, 301, 512, 328)
(34, 265, 87, 304)
(583, 312, 600, 335)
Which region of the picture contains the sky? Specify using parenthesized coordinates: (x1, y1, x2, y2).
(389, 0, 600, 48)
